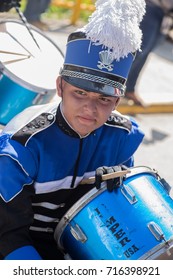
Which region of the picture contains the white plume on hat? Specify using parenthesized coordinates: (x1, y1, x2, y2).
(80, 0, 146, 60)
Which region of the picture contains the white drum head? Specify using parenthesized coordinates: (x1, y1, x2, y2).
(0, 20, 64, 92)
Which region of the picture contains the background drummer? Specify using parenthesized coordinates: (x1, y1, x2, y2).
(0, 0, 146, 260)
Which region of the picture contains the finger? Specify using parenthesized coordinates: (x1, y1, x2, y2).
(95, 168, 104, 189)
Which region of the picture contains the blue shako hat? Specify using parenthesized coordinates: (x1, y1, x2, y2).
(61, 31, 135, 97)
(60, 0, 146, 97)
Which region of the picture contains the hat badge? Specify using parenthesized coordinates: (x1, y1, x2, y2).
(97, 50, 114, 72)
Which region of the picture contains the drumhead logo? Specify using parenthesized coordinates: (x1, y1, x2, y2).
(94, 207, 140, 259)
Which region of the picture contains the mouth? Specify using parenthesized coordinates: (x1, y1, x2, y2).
(78, 115, 96, 124)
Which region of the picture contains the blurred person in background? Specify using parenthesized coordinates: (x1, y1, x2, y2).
(125, 0, 173, 106)
(23, 0, 51, 31)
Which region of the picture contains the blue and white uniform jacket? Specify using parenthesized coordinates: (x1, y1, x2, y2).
(0, 102, 144, 259)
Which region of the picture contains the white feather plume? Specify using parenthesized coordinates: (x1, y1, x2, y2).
(79, 0, 146, 60)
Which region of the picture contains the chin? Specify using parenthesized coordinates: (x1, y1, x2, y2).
(77, 127, 93, 136)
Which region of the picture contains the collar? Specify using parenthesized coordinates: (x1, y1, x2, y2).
(55, 103, 84, 138)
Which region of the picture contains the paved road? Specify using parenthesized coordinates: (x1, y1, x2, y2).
(133, 113, 173, 185)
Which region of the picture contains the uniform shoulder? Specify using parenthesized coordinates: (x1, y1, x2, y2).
(3, 103, 58, 146)
(105, 110, 132, 132)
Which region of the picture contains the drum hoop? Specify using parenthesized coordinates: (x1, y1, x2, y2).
(139, 237, 173, 260)
(0, 19, 64, 94)
(54, 166, 158, 248)
(126, 165, 158, 178)
(0, 61, 54, 94)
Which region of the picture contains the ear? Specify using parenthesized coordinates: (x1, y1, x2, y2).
(56, 76, 62, 98)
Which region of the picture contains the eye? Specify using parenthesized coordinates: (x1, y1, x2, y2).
(74, 90, 87, 96)
(99, 96, 112, 104)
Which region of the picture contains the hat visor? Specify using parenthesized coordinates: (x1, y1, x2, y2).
(62, 76, 124, 97)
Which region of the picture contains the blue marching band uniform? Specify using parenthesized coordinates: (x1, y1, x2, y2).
(0, 102, 144, 259)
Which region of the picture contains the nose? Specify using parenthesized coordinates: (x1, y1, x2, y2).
(83, 97, 97, 113)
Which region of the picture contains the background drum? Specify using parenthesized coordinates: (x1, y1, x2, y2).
(0, 19, 64, 125)
(54, 166, 173, 260)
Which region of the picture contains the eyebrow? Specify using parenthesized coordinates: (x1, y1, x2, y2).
(74, 88, 111, 98)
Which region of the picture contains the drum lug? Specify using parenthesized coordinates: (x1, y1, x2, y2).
(159, 178, 173, 200)
(148, 221, 165, 241)
(70, 224, 87, 243)
(0, 69, 3, 81)
(64, 253, 72, 260)
(121, 184, 137, 204)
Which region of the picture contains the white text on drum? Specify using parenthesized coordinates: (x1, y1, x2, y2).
(95, 208, 140, 259)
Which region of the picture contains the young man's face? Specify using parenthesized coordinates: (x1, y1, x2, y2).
(56, 77, 120, 137)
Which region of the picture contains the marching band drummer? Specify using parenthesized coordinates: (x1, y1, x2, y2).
(0, 0, 146, 260)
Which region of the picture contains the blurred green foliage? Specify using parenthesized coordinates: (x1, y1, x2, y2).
(20, 0, 93, 22)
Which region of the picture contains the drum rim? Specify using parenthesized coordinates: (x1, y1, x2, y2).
(0, 61, 55, 94)
(54, 166, 158, 249)
(139, 237, 173, 260)
(126, 165, 158, 178)
(0, 19, 64, 94)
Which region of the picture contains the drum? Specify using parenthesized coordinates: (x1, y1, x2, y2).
(0, 20, 64, 125)
(54, 166, 173, 260)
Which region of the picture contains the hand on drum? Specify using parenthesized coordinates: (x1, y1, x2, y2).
(95, 165, 129, 192)
(0, 0, 21, 12)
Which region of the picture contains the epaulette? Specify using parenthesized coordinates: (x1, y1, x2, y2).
(105, 111, 132, 132)
(11, 112, 55, 146)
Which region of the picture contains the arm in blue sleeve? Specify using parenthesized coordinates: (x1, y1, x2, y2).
(5, 246, 42, 260)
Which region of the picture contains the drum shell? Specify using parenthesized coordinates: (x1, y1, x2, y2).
(54, 168, 173, 260)
(0, 70, 55, 125)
